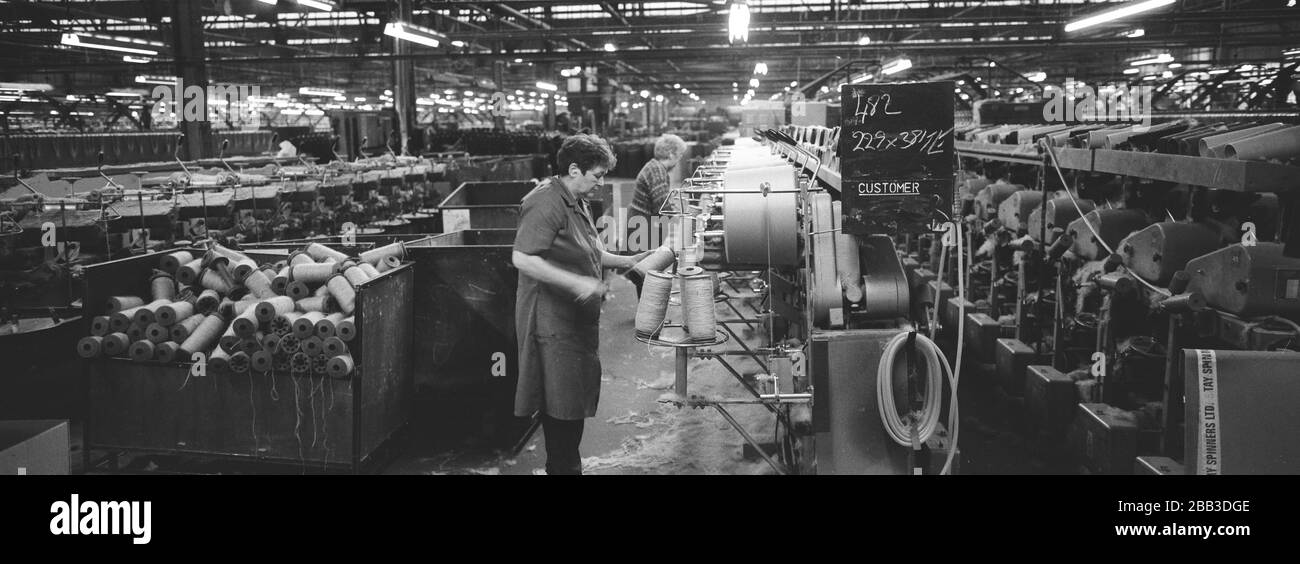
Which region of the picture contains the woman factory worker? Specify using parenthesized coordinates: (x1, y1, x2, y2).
(624, 133, 688, 297)
(513, 134, 651, 475)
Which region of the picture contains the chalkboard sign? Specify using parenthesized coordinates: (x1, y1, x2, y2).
(839, 81, 955, 235)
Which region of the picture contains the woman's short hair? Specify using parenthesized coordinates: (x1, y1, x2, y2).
(557, 134, 616, 173)
(654, 134, 688, 161)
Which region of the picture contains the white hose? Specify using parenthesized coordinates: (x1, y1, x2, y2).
(877, 330, 949, 447)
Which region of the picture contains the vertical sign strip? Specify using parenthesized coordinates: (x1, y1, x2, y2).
(1196, 349, 1220, 475)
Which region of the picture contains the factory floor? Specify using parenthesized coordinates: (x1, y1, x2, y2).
(383, 273, 778, 475)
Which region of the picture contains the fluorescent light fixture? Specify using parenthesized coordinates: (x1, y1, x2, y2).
(333, 95, 347, 101)
(789, 80, 798, 87)
(1208, 68, 1230, 74)
(383, 21, 445, 48)
(728, 0, 750, 43)
(1125, 29, 1145, 38)
(850, 73, 873, 84)
(881, 58, 912, 75)
(654, 94, 664, 102)
(1122, 68, 1140, 75)
(1130, 53, 1174, 66)
(753, 62, 767, 75)
(354, 97, 366, 102)
(681, 88, 689, 94)
(1027, 72, 1046, 82)
(640, 90, 650, 98)
(451, 40, 465, 47)
(299, 86, 343, 97)
(1161, 71, 1173, 78)
(514, 58, 523, 63)
(1065, 0, 1176, 33)
(604, 43, 616, 52)
(536, 81, 557, 91)
(296, 0, 336, 10)
(122, 55, 152, 64)
(1238, 64, 1256, 72)
(673, 83, 681, 89)
(0, 82, 54, 92)
(61, 33, 160, 56)
(107, 90, 146, 97)
(463, 91, 474, 96)
(857, 36, 871, 46)
(749, 78, 760, 88)
(1168, 62, 1182, 68)
(135, 75, 177, 85)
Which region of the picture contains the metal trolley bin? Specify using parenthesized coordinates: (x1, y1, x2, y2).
(406, 229, 530, 447)
(436, 181, 535, 232)
(82, 250, 414, 473)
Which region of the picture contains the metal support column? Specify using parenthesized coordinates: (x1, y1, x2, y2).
(171, 0, 210, 161)
(392, 0, 417, 155)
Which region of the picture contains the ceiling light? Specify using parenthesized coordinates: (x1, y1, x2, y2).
(1123, 68, 1140, 75)
(299, 86, 343, 97)
(604, 43, 616, 52)
(654, 94, 664, 102)
(881, 58, 912, 75)
(135, 75, 177, 85)
(296, 0, 337, 10)
(640, 90, 650, 98)
(1065, 0, 1176, 33)
(514, 58, 523, 63)
(1208, 68, 1230, 75)
(858, 36, 871, 46)
(749, 78, 760, 88)
(61, 33, 160, 56)
(1027, 72, 1046, 82)
(753, 63, 767, 75)
(728, 0, 750, 43)
(122, 55, 152, 64)
(851, 73, 873, 84)
(451, 40, 465, 47)
(1125, 29, 1145, 38)
(1129, 53, 1174, 66)
(536, 81, 558, 91)
(383, 21, 445, 48)
(334, 95, 347, 101)
(1168, 62, 1182, 68)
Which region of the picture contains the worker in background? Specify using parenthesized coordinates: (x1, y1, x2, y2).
(624, 133, 688, 297)
(512, 134, 651, 475)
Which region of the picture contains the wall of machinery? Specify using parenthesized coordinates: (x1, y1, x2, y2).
(947, 116, 1300, 475)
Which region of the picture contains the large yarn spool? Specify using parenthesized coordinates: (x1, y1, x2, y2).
(150, 272, 177, 301)
(127, 324, 146, 343)
(231, 297, 258, 317)
(632, 246, 676, 277)
(285, 281, 312, 300)
(273, 312, 301, 336)
(326, 275, 357, 315)
(154, 342, 180, 363)
(77, 336, 103, 358)
(375, 255, 402, 273)
(721, 165, 799, 266)
(342, 265, 371, 287)
(231, 258, 259, 282)
(832, 201, 864, 304)
(279, 334, 302, 355)
(1200, 123, 1288, 158)
(316, 313, 346, 339)
(326, 354, 355, 378)
(176, 258, 204, 285)
(679, 267, 717, 342)
(251, 350, 274, 373)
(288, 251, 316, 266)
(254, 295, 295, 323)
(209, 347, 231, 372)
(228, 351, 250, 374)
(359, 241, 405, 266)
(357, 262, 382, 280)
(311, 354, 328, 376)
(240, 335, 262, 355)
(271, 267, 292, 295)
(161, 251, 193, 274)
(296, 295, 334, 313)
(128, 340, 155, 362)
(262, 332, 281, 351)
(1224, 125, 1300, 161)
(305, 242, 348, 263)
(290, 262, 337, 285)
(102, 333, 130, 357)
(314, 282, 331, 298)
(336, 316, 357, 342)
(155, 301, 194, 326)
(323, 336, 347, 357)
(196, 289, 221, 313)
(133, 299, 170, 326)
(107, 295, 145, 313)
(232, 307, 260, 338)
(219, 323, 240, 353)
(302, 336, 324, 356)
(634, 270, 674, 338)
(145, 323, 170, 344)
(170, 313, 206, 342)
(291, 352, 312, 374)
(242, 269, 276, 300)
(198, 267, 233, 294)
(294, 311, 327, 339)
(90, 316, 110, 337)
(109, 305, 144, 333)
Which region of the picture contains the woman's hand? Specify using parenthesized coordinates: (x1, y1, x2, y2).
(625, 250, 654, 270)
(574, 277, 610, 304)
